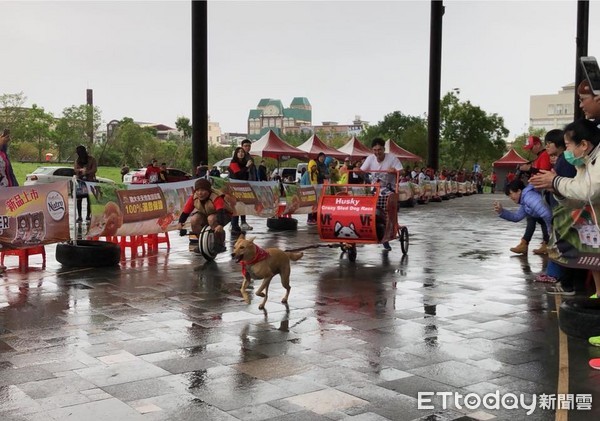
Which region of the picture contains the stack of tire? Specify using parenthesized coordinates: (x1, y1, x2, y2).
(558, 299, 600, 338)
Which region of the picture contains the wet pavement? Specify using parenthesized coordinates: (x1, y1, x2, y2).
(1, 193, 599, 421)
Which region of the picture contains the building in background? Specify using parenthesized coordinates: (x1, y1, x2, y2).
(208, 117, 222, 145)
(311, 116, 368, 139)
(529, 83, 575, 132)
(247, 97, 312, 140)
(137, 122, 177, 140)
(220, 132, 249, 147)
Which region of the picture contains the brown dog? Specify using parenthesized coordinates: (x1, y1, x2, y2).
(231, 234, 303, 309)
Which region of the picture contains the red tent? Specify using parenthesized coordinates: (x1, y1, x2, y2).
(492, 149, 528, 193)
(251, 130, 308, 160)
(385, 139, 423, 162)
(337, 136, 372, 159)
(297, 134, 347, 160)
(492, 149, 528, 167)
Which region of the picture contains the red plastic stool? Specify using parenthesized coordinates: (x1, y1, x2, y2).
(142, 232, 170, 254)
(1, 245, 46, 271)
(117, 236, 145, 258)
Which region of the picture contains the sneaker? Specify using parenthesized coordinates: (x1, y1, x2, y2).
(589, 336, 600, 347)
(240, 223, 253, 231)
(231, 226, 242, 233)
(307, 220, 317, 226)
(546, 284, 575, 295)
(383, 241, 392, 251)
(76, 217, 83, 223)
(534, 274, 557, 283)
(86, 215, 91, 222)
(214, 244, 227, 254)
(591, 294, 598, 299)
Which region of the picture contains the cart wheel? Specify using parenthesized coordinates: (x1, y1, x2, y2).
(347, 246, 357, 262)
(399, 226, 409, 255)
(199, 226, 218, 261)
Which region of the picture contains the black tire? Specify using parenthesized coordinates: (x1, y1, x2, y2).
(199, 226, 218, 261)
(267, 217, 298, 231)
(399, 226, 409, 255)
(56, 240, 121, 267)
(347, 246, 357, 262)
(558, 298, 600, 339)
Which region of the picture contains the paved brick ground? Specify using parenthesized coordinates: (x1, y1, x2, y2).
(1, 193, 599, 420)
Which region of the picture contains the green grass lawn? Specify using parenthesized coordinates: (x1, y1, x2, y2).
(12, 162, 123, 185)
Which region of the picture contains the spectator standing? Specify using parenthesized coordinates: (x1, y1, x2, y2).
(490, 171, 497, 193)
(196, 161, 209, 178)
(209, 165, 221, 178)
(145, 159, 161, 184)
(238, 139, 254, 230)
(228, 146, 252, 233)
(530, 119, 600, 354)
(0, 129, 18, 187)
(258, 160, 268, 181)
(158, 163, 168, 183)
(120, 164, 130, 182)
(74, 145, 97, 223)
(306, 153, 327, 225)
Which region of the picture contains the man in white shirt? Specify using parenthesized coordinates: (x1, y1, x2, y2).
(359, 137, 403, 251)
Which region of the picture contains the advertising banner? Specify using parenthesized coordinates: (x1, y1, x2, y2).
(549, 203, 600, 270)
(318, 194, 378, 243)
(281, 184, 320, 215)
(210, 178, 281, 217)
(0, 182, 70, 249)
(85, 180, 194, 237)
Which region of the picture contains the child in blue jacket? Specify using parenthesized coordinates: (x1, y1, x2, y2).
(494, 179, 553, 246)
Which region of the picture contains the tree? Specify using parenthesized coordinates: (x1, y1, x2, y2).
(361, 111, 428, 159)
(0, 92, 28, 130)
(440, 91, 508, 171)
(19, 104, 55, 162)
(112, 118, 158, 167)
(175, 116, 192, 140)
(54, 104, 102, 161)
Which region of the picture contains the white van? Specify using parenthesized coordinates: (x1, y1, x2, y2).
(296, 163, 308, 182)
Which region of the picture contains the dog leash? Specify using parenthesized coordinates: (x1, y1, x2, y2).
(284, 244, 346, 253)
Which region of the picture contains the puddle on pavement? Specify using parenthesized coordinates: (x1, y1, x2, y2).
(458, 250, 500, 261)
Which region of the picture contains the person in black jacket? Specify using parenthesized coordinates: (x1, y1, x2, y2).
(228, 146, 252, 233)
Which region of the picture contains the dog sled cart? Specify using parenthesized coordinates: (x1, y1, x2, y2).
(317, 170, 409, 262)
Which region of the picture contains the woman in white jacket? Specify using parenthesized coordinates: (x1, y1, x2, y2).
(530, 119, 600, 297)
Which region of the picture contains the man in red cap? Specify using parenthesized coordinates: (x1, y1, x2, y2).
(507, 136, 553, 255)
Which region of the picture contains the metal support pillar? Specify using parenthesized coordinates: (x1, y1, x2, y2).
(192, 0, 208, 171)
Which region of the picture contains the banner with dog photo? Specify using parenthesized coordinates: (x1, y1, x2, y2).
(0, 182, 70, 249)
(549, 202, 600, 270)
(83, 179, 195, 237)
(280, 184, 322, 215)
(210, 177, 281, 217)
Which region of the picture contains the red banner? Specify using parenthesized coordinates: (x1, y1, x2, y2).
(318, 195, 378, 243)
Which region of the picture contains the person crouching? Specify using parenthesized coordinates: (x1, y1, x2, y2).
(176, 178, 232, 253)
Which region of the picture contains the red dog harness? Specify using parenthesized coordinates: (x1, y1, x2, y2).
(240, 245, 269, 277)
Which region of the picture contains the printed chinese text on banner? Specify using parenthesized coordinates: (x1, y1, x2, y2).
(0, 182, 70, 249)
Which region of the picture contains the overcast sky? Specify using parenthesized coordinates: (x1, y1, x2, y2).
(2, 0, 600, 139)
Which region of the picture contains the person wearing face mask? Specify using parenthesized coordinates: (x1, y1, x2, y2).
(530, 119, 600, 302)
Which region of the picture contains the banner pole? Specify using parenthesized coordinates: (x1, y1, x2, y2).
(72, 176, 77, 246)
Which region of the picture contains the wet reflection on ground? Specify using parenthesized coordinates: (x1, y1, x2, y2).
(0, 194, 599, 420)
